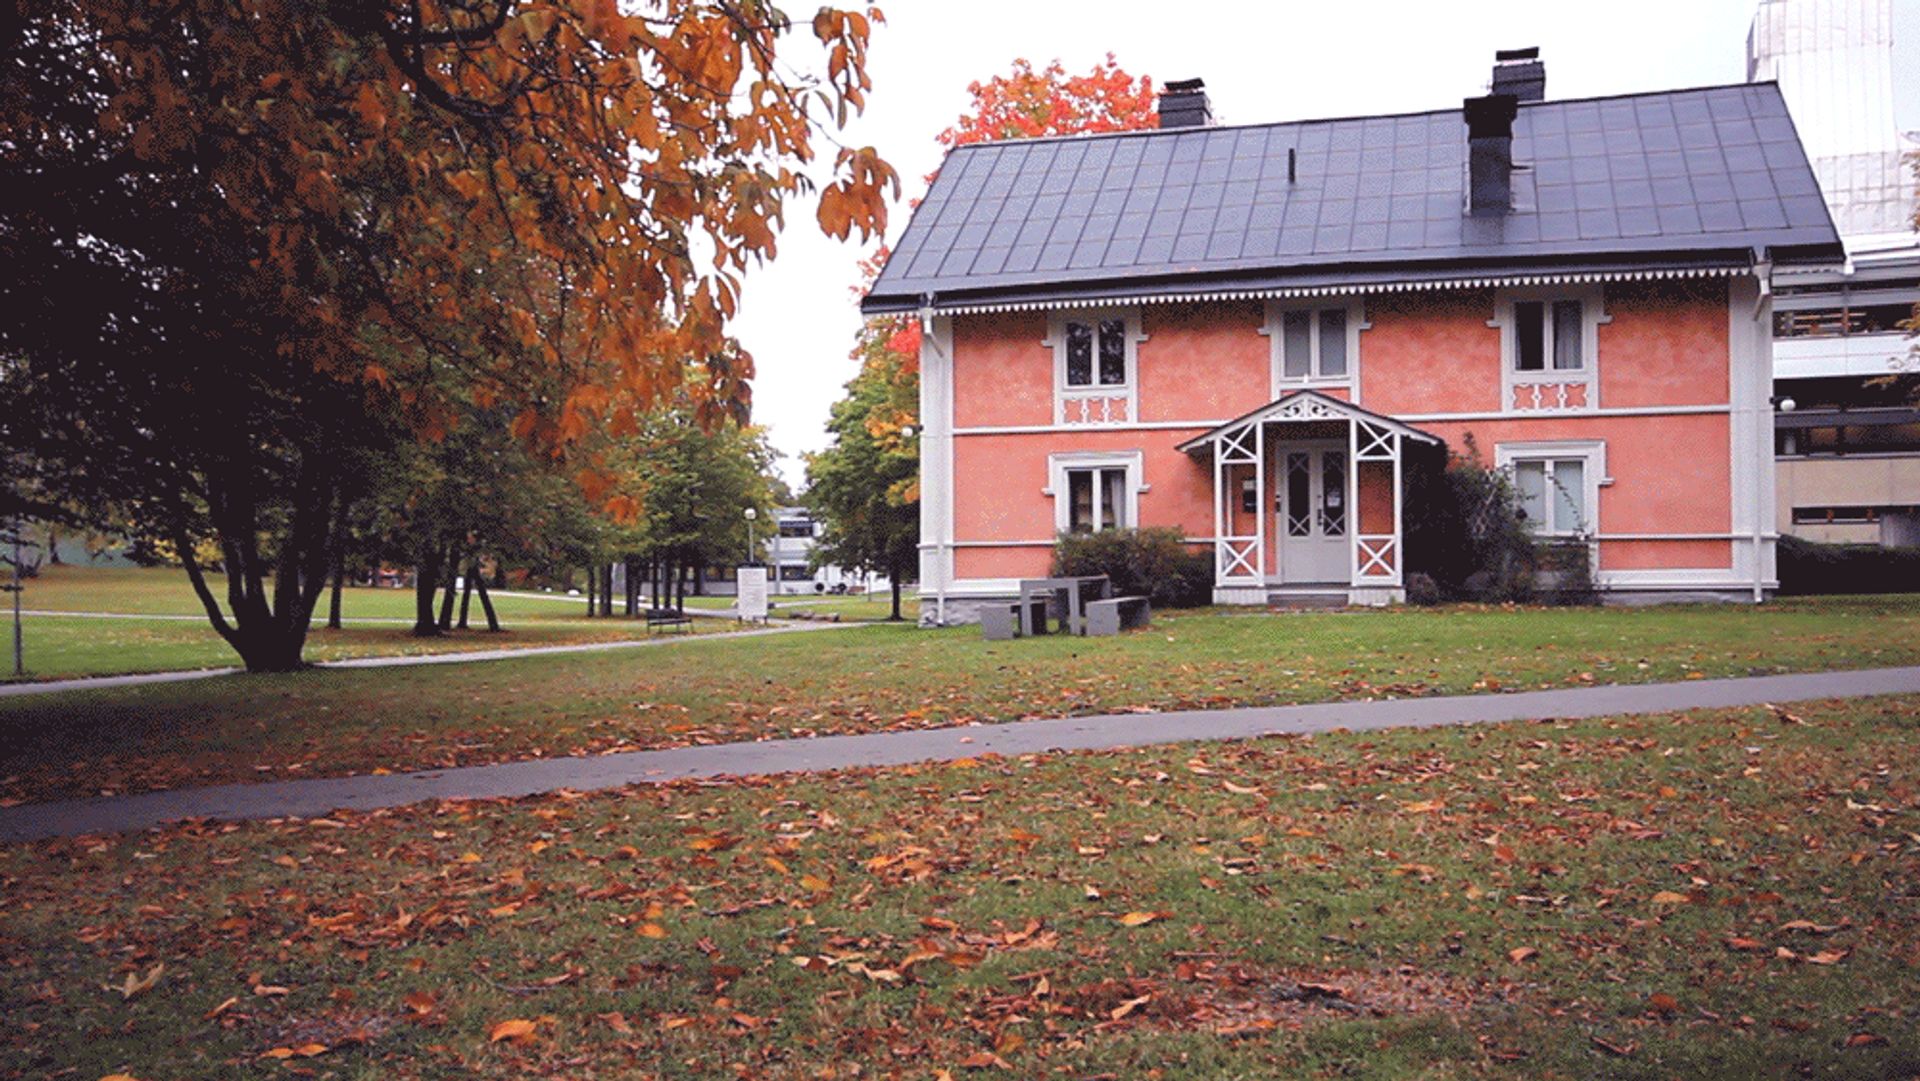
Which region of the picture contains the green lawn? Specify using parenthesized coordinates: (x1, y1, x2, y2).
(4, 565, 755, 681)
(3, 595, 1916, 804)
(4, 694, 1915, 1079)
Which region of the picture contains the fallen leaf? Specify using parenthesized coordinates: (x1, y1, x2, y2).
(1222, 780, 1260, 795)
(488, 1018, 538, 1044)
(1804, 949, 1850, 966)
(636, 923, 667, 939)
(1401, 799, 1446, 814)
(1647, 992, 1680, 1014)
(1110, 993, 1152, 1020)
(1117, 911, 1170, 927)
(1650, 891, 1690, 905)
(1507, 947, 1538, 963)
(108, 963, 164, 1001)
(1591, 1035, 1637, 1057)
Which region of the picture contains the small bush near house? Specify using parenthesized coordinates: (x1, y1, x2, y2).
(1534, 536, 1598, 605)
(1403, 440, 1538, 602)
(1778, 535, 1920, 595)
(1052, 527, 1213, 608)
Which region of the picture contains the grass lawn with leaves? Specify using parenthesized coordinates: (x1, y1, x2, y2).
(2, 595, 1917, 805)
(3, 695, 1915, 1079)
(6, 565, 746, 681)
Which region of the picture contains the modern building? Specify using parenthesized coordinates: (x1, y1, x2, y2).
(864, 51, 1844, 621)
(1748, 0, 1920, 546)
(698, 508, 893, 597)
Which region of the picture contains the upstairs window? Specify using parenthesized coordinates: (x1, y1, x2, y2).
(1513, 299, 1585, 372)
(1064, 317, 1129, 387)
(1270, 304, 1358, 386)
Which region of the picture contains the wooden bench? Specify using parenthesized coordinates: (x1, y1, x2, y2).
(645, 607, 694, 634)
(1085, 595, 1150, 636)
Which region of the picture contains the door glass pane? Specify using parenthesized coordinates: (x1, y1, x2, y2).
(1318, 309, 1347, 376)
(1285, 453, 1311, 536)
(1068, 469, 1093, 532)
(1514, 301, 1545, 371)
(1320, 451, 1347, 537)
(1551, 300, 1583, 370)
(1282, 311, 1312, 378)
(1100, 467, 1126, 529)
(1065, 321, 1093, 386)
(1513, 460, 1546, 529)
(1097, 319, 1127, 385)
(1551, 460, 1585, 533)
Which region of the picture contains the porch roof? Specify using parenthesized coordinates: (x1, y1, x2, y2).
(1174, 389, 1445, 456)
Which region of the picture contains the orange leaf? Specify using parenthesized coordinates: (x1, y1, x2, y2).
(1117, 910, 1170, 927)
(488, 1018, 538, 1044)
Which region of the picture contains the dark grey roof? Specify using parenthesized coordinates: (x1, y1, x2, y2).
(862, 82, 1843, 313)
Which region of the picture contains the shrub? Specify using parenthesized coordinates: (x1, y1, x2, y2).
(1535, 537, 1597, 605)
(1404, 571, 1442, 606)
(1778, 535, 1920, 595)
(1052, 527, 1212, 608)
(1403, 438, 1537, 602)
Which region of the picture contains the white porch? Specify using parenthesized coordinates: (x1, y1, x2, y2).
(1177, 390, 1443, 607)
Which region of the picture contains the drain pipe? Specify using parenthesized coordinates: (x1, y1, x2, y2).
(919, 294, 947, 627)
(1751, 261, 1772, 604)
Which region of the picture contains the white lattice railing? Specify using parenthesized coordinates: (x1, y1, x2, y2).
(1059, 389, 1133, 425)
(1355, 535, 1397, 582)
(1217, 536, 1261, 583)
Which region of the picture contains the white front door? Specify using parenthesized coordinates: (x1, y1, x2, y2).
(1276, 445, 1349, 583)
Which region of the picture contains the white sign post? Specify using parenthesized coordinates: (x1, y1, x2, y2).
(736, 565, 769, 622)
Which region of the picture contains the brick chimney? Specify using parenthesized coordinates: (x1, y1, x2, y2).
(1463, 93, 1519, 216)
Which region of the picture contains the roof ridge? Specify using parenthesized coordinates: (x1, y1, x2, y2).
(943, 80, 1783, 154)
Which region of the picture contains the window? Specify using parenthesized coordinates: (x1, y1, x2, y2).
(1512, 299, 1585, 371)
(1053, 311, 1140, 425)
(1066, 466, 1129, 532)
(1272, 304, 1355, 385)
(1498, 289, 1605, 412)
(1049, 452, 1143, 535)
(777, 521, 813, 538)
(1063, 317, 1129, 388)
(1791, 506, 1890, 525)
(1774, 302, 1918, 338)
(1496, 442, 1603, 538)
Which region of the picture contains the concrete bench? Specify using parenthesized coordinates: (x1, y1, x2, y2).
(980, 597, 1049, 641)
(1085, 595, 1150, 636)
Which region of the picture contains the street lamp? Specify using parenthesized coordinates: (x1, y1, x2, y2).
(743, 507, 757, 567)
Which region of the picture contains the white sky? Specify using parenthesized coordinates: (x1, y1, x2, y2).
(732, 0, 1920, 488)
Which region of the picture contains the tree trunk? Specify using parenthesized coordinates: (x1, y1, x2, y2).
(412, 542, 444, 637)
(46, 526, 61, 564)
(179, 455, 338, 669)
(474, 574, 501, 632)
(675, 562, 688, 612)
(457, 558, 477, 629)
(585, 563, 596, 617)
(436, 546, 459, 630)
(889, 567, 903, 621)
(599, 562, 613, 617)
(624, 557, 638, 616)
(325, 499, 346, 630)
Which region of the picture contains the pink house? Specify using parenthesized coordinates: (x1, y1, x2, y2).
(862, 54, 1844, 620)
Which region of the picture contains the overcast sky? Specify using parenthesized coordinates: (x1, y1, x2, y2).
(731, 0, 1920, 488)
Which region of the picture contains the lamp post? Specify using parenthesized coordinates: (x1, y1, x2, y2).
(743, 507, 757, 568)
(9, 521, 21, 678)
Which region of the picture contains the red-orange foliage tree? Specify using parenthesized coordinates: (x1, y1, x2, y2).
(0, 1, 895, 670)
(809, 56, 1154, 611)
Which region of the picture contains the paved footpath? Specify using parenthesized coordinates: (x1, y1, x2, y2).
(0, 619, 856, 701)
(4, 665, 1917, 843)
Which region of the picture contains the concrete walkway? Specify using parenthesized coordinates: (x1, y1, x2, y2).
(4, 664, 1916, 843)
(0, 619, 858, 700)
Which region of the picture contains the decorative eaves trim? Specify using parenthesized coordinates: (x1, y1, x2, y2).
(916, 265, 1753, 317)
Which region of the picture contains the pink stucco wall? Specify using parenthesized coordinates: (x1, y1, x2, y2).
(944, 281, 1740, 582)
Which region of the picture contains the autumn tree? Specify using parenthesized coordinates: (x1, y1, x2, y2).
(807, 55, 1157, 620)
(0, 0, 895, 671)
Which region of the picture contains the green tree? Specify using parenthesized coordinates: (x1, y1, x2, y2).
(806, 348, 918, 620)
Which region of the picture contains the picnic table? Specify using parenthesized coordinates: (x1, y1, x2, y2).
(1016, 575, 1112, 637)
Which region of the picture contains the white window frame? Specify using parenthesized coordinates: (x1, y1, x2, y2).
(1046, 309, 1145, 425)
(1491, 286, 1608, 412)
(1494, 440, 1608, 538)
(1263, 300, 1367, 399)
(1044, 450, 1146, 534)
